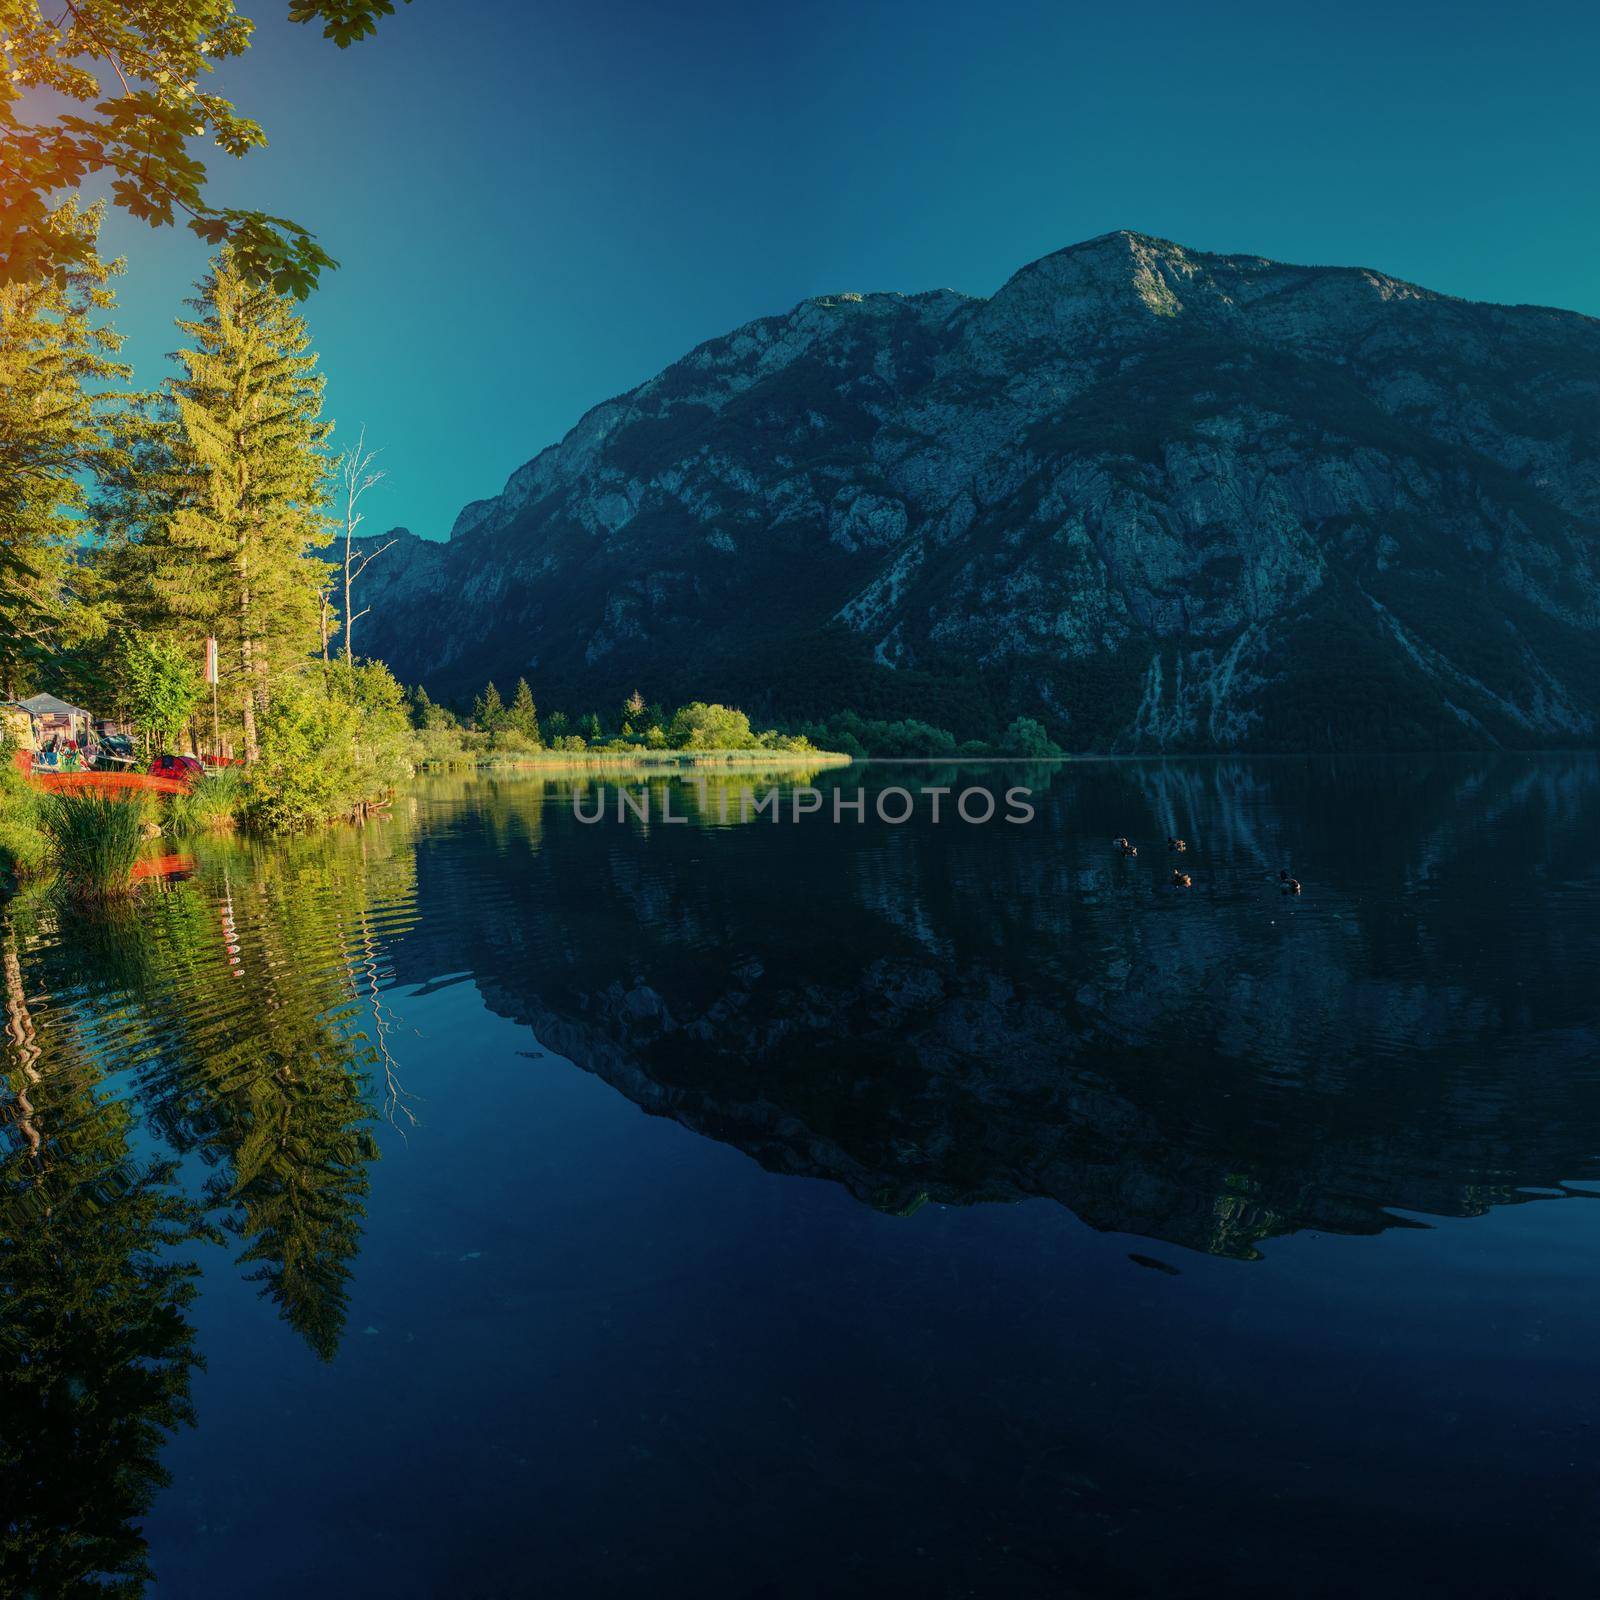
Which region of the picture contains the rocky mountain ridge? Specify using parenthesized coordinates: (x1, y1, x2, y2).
(360, 231, 1600, 749)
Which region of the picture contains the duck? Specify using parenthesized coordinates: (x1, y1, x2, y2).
(1170, 869, 1192, 887)
(1167, 836, 1188, 852)
(1281, 876, 1301, 894)
(1113, 835, 1137, 857)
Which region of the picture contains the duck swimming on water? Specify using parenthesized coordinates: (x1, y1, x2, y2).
(1171, 869, 1192, 887)
(1168, 837, 1188, 852)
(1113, 836, 1137, 857)
(1281, 875, 1302, 894)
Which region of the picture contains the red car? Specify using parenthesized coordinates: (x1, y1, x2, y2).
(149, 753, 206, 787)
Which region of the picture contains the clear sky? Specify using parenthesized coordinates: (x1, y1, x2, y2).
(94, 0, 1600, 540)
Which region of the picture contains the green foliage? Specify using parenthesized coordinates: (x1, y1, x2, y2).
(408, 682, 459, 731)
(114, 627, 203, 748)
(410, 724, 484, 767)
(0, 1, 404, 295)
(667, 701, 758, 750)
(799, 710, 959, 758)
(125, 252, 334, 761)
(242, 659, 412, 831)
(488, 726, 540, 755)
(0, 204, 128, 697)
(165, 766, 245, 834)
(43, 790, 149, 898)
(508, 677, 541, 743)
(0, 760, 50, 878)
(288, 0, 413, 49)
(1002, 716, 1064, 758)
(472, 680, 507, 733)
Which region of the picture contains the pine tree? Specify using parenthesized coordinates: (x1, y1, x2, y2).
(473, 680, 505, 732)
(0, 204, 128, 697)
(509, 677, 540, 742)
(136, 254, 334, 760)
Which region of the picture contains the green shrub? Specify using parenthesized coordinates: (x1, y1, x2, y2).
(667, 702, 760, 750)
(799, 711, 958, 757)
(0, 764, 50, 880)
(165, 767, 245, 834)
(1002, 717, 1064, 758)
(488, 727, 540, 754)
(43, 790, 149, 899)
(244, 660, 414, 832)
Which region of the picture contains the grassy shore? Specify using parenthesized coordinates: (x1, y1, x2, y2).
(1, 745, 856, 897)
(426, 747, 854, 773)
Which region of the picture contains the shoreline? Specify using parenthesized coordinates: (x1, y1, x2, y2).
(420, 749, 854, 774)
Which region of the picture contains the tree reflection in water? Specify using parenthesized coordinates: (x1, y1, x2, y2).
(1, 816, 419, 1593)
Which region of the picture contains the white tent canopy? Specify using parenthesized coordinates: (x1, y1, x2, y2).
(18, 692, 92, 720)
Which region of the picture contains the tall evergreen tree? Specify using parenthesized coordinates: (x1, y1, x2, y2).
(140, 253, 333, 760)
(0, 203, 128, 697)
(473, 680, 506, 732)
(509, 677, 540, 742)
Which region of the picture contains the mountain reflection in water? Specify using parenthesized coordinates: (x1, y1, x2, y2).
(2, 753, 1598, 1597)
(402, 756, 1600, 1255)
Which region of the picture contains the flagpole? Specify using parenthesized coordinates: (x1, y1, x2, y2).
(206, 636, 220, 763)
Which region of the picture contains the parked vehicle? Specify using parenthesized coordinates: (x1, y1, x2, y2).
(96, 733, 137, 767)
(149, 752, 205, 787)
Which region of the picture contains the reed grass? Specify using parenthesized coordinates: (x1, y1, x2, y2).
(43, 789, 150, 899)
(165, 767, 246, 834)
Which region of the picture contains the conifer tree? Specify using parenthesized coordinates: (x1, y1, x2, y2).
(0, 203, 128, 697)
(142, 253, 333, 760)
(509, 677, 540, 742)
(473, 680, 506, 732)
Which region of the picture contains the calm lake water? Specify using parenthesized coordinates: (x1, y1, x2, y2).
(4, 755, 1600, 1598)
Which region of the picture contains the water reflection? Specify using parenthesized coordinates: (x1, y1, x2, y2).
(402, 755, 1600, 1257)
(1, 828, 420, 1591)
(2, 754, 1598, 1594)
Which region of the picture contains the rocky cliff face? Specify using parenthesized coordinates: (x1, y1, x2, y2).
(362, 232, 1600, 750)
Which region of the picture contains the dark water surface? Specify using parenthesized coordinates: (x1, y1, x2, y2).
(5, 756, 1600, 1597)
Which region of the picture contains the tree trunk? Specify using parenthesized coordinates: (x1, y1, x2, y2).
(343, 523, 354, 665)
(239, 545, 259, 763)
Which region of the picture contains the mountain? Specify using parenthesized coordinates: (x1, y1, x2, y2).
(359, 231, 1600, 750)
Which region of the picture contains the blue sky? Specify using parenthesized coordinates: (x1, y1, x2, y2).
(95, 0, 1600, 539)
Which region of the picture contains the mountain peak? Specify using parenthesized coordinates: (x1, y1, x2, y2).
(361, 233, 1600, 754)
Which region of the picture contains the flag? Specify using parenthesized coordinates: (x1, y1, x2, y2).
(205, 636, 218, 685)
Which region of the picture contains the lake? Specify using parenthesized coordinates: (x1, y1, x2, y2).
(4, 755, 1600, 1598)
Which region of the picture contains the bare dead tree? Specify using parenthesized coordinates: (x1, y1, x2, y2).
(337, 426, 397, 665)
